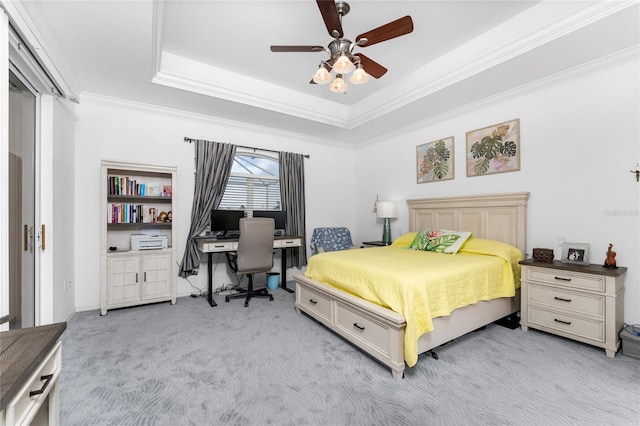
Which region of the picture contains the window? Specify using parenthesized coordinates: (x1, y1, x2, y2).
(218, 151, 281, 210)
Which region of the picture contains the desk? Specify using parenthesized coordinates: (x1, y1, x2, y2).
(196, 235, 302, 307)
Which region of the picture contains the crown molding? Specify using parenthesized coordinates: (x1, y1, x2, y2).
(78, 92, 347, 149)
(355, 45, 639, 148)
(152, 51, 352, 128)
(147, 0, 636, 132)
(348, 0, 638, 129)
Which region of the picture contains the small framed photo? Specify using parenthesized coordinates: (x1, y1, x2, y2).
(561, 242, 591, 265)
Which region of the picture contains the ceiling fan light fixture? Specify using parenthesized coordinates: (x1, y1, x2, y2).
(330, 75, 348, 93)
(332, 54, 355, 74)
(349, 65, 369, 84)
(312, 65, 332, 84)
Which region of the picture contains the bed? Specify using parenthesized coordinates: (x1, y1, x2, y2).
(294, 192, 529, 379)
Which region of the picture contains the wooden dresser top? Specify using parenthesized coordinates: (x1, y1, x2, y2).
(519, 259, 627, 277)
(0, 322, 66, 411)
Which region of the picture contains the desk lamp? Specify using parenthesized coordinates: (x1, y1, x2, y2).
(376, 201, 397, 245)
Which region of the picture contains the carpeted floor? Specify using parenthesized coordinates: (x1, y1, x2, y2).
(60, 289, 640, 425)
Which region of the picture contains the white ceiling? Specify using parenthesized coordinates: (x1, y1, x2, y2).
(15, 0, 640, 145)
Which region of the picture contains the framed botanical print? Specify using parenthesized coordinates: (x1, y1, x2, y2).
(466, 118, 520, 177)
(416, 136, 454, 183)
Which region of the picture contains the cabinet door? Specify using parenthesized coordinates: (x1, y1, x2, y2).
(107, 256, 140, 304)
(140, 253, 171, 299)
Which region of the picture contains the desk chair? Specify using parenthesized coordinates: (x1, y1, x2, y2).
(225, 217, 275, 307)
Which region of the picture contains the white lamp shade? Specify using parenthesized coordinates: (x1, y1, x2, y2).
(376, 201, 397, 218)
(333, 54, 355, 74)
(349, 67, 369, 84)
(329, 75, 348, 93)
(313, 66, 332, 84)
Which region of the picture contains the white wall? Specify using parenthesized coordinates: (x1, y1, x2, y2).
(52, 98, 76, 322)
(73, 96, 356, 311)
(71, 58, 639, 326)
(354, 58, 640, 325)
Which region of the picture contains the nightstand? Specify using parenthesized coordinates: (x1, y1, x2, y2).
(362, 241, 387, 248)
(519, 259, 626, 358)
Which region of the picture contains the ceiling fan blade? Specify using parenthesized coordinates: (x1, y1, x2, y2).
(355, 53, 387, 79)
(356, 15, 414, 47)
(270, 45, 325, 53)
(316, 0, 343, 38)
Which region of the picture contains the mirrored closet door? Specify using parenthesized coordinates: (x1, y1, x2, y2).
(7, 69, 36, 330)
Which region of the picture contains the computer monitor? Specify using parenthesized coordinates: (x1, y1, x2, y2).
(252, 210, 286, 235)
(210, 209, 245, 237)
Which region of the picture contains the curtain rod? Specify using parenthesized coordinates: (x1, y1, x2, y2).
(183, 137, 310, 159)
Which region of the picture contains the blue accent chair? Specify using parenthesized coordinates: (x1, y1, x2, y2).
(309, 227, 357, 255)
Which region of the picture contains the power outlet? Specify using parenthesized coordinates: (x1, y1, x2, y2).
(557, 237, 565, 247)
(219, 289, 239, 296)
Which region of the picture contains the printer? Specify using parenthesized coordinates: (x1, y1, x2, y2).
(130, 234, 169, 251)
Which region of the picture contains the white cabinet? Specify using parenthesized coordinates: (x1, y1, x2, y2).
(100, 161, 177, 315)
(520, 260, 626, 358)
(103, 251, 174, 314)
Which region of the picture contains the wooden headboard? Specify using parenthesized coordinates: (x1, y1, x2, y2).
(407, 192, 529, 253)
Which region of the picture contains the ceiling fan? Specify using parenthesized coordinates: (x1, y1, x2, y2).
(270, 0, 414, 93)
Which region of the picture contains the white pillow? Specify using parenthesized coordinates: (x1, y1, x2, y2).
(408, 229, 472, 254)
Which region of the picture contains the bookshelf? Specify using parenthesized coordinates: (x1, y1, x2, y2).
(100, 160, 177, 315)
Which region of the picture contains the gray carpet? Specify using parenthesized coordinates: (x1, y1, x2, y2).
(60, 289, 640, 426)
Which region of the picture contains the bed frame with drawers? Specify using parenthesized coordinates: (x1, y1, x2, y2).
(294, 192, 529, 379)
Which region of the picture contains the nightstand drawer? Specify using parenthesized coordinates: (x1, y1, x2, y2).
(528, 307, 604, 342)
(5, 341, 62, 426)
(529, 284, 604, 317)
(297, 284, 332, 323)
(335, 303, 390, 356)
(526, 268, 605, 292)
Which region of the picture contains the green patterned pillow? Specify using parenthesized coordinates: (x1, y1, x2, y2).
(409, 229, 472, 254)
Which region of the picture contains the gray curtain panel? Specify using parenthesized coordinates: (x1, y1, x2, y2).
(279, 151, 307, 268)
(179, 140, 236, 277)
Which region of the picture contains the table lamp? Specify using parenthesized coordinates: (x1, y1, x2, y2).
(376, 201, 397, 245)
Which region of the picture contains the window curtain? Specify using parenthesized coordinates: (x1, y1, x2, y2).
(179, 140, 236, 277)
(279, 151, 307, 268)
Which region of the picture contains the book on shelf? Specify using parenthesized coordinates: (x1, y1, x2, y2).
(108, 176, 140, 196)
(108, 203, 164, 224)
(108, 176, 166, 197)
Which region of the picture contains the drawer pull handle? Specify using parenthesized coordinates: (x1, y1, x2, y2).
(554, 318, 572, 326)
(554, 296, 572, 302)
(554, 276, 571, 282)
(353, 323, 365, 331)
(29, 374, 54, 397)
(308, 299, 318, 305)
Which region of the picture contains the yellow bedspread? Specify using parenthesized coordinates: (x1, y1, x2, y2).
(304, 237, 523, 367)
